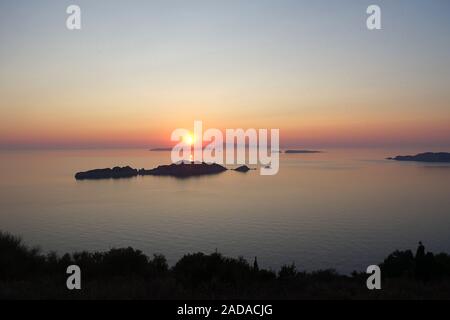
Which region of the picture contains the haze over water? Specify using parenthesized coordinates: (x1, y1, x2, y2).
(1, 147, 449, 273)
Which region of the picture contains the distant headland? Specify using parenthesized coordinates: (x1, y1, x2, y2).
(75, 162, 255, 180)
(285, 150, 322, 154)
(387, 152, 450, 163)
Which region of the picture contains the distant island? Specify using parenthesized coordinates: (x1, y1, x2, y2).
(387, 152, 450, 163)
(285, 150, 322, 154)
(149, 148, 173, 152)
(74, 162, 255, 180)
(233, 165, 253, 173)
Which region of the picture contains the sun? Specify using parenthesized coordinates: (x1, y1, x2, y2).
(183, 133, 195, 146)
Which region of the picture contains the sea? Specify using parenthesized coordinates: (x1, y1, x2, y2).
(1, 147, 449, 273)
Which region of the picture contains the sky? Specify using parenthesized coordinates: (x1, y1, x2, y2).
(0, 0, 449, 149)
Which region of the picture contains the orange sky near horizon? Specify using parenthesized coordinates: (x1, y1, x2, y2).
(1, 1, 449, 149)
(2, 113, 449, 148)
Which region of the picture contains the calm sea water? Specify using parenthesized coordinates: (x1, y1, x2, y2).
(1, 148, 450, 273)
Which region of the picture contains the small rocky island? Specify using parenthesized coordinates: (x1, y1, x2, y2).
(233, 165, 252, 172)
(387, 152, 450, 163)
(75, 162, 241, 180)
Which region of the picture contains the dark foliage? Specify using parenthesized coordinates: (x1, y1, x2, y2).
(1, 232, 450, 299)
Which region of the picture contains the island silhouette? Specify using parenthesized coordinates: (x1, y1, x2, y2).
(75, 163, 254, 180)
(387, 152, 450, 163)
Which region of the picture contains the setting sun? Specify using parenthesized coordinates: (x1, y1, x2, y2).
(183, 133, 195, 146)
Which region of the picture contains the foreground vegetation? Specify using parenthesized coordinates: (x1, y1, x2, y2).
(1, 231, 450, 299)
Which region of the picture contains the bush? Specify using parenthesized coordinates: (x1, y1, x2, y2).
(3, 230, 450, 299)
(380, 250, 414, 278)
